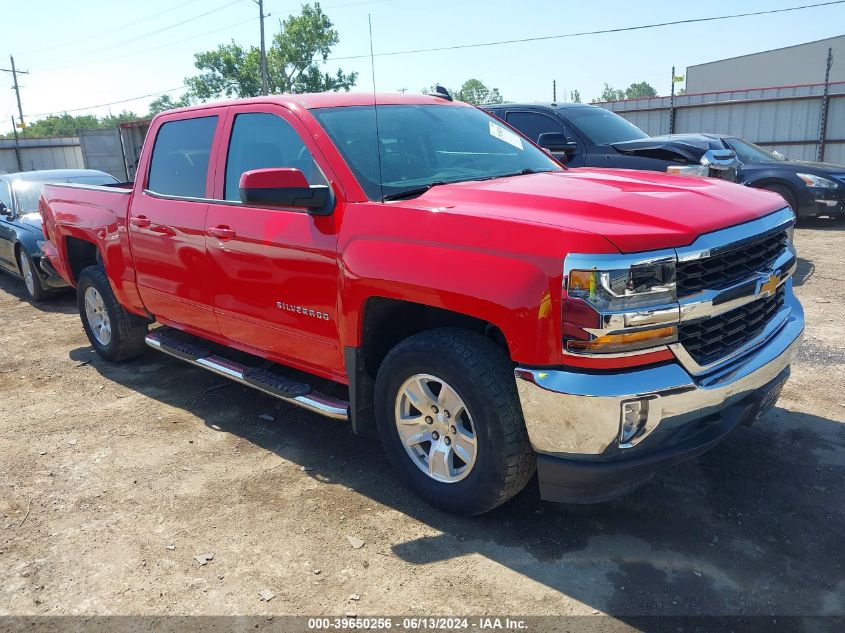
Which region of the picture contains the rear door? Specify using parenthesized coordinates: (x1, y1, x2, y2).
(204, 103, 344, 377)
(128, 110, 225, 335)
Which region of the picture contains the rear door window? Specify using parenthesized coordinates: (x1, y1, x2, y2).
(147, 116, 218, 198)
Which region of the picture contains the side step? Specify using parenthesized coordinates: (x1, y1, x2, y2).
(145, 328, 349, 421)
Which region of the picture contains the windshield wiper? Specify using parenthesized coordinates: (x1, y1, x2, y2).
(477, 168, 545, 181)
(382, 181, 446, 201)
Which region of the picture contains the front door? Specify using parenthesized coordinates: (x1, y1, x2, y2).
(0, 180, 16, 272)
(505, 110, 584, 166)
(205, 105, 343, 377)
(128, 113, 223, 335)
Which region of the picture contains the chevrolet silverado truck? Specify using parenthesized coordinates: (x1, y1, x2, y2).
(39, 93, 804, 514)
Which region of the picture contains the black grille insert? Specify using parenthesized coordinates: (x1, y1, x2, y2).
(679, 286, 785, 367)
(677, 231, 788, 297)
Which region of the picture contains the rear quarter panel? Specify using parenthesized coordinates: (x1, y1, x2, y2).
(40, 184, 146, 315)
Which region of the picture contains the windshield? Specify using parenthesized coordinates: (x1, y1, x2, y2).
(564, 107, 649, 145)
(311, 104, 562, 200)
(724, 138, 782, 163)
(12, 174, 117, 214)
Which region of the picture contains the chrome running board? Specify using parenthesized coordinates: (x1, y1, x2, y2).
(144, 328, 349, 421)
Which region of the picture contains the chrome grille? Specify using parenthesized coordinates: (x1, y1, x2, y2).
(676, 231, 788, 298)
(678, 286, 785, 367)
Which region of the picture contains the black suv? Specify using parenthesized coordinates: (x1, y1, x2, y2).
(483, 102, 738, 181)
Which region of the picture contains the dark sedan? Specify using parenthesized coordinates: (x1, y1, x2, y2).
(0, 169, 118, 301)
(720, 137, 845, 220)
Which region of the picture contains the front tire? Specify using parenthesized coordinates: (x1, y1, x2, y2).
(77, 265, 148, 362)
(374, 328, 535, 515)
(17, 249, 46, 303)
(759, 183, 799, 217)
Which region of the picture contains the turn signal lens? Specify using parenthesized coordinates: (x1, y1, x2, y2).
(567, 326, 677, 354)
(667, 165, 708, 177)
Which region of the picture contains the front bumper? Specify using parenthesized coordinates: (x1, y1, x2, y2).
(800, 186, 845, 217)
(514, 292, 804, 504)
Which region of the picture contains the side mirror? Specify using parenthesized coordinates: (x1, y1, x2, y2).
(537, 132, 578, 153)
(239, 168, 333, 214)
(0, 202, 9, 216)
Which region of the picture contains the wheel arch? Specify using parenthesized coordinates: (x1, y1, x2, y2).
(345, 296, 510, 436)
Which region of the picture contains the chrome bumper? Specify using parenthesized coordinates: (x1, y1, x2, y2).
(514, 292, 804, 458)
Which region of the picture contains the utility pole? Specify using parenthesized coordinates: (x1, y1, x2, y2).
(1, 55, 29, 132)
(552, 80, 556, 102)
(818, 46, 833, 162)
(253, 0, 269, 95)
(11, 117, 23, 172)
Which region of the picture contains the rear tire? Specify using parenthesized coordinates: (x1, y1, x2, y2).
(77, 265, 148, 362)
(374, 328, 535, 515)
(17, 249, 46, 303)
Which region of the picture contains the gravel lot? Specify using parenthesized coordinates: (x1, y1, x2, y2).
(1, 221, 844, 620)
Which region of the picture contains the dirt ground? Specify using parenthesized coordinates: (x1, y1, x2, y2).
(1, 221, 844, 621)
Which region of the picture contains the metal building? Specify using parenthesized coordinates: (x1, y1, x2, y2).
(686, 35, 845, 93)
(598, 35, 845, 165)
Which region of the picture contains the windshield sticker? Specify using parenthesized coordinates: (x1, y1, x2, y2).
(489, 121, 523, 150)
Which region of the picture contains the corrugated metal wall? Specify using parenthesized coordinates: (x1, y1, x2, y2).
(599, 82, 845, 165)
(0, 137, 84, 174)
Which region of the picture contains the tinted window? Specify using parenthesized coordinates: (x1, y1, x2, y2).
(224, 112, 326, 201)
(505, 111, 565, 142)
(148, 116, 217, 198)
(312, 105, 562, 200)
(0, 181, 11, 211)
(562, 107, 648, 145)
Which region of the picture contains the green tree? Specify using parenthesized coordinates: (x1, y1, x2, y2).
(624, 81, 657, 99)
(149, 94, 194, 115)
(569, 89, 581, 103)
(184, 2, 357, 99)
(596, 83, 625, 102)
(1, 111, 142, 139)
(454, 78, 504, 105)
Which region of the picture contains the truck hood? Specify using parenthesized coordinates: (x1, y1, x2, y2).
(404, 169, 785, 253)
(611, 133, 732, 164)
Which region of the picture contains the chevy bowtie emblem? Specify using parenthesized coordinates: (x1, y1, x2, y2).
(758, 272, 780, 297)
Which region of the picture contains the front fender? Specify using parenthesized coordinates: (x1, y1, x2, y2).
(337, 204, 618, 365)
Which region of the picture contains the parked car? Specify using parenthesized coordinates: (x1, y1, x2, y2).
(719, 136, 845, 220)
(482, 102, 739, 180)
(40, 93, 803, 514)
(0, 169, 118, 301)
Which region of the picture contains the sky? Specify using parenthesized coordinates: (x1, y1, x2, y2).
(3, 0, 845, 134)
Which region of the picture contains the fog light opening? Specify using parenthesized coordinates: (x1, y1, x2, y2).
(619, 398, 650, 447)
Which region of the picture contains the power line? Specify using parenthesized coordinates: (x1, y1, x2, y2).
(43, 17, 255, 71)
(28, 0, 244, 70)
(308, 0, 845, 64)
(22, 0, 845, 118)
(20, 0, 206, 57)
(28, 87, 186, 119)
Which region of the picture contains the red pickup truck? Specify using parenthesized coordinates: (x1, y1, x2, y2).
(40, 93, 804, 514)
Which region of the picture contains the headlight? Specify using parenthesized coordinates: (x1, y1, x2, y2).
(564, 261, 678, 355)
(797, 173, 838, 189)
(567, 262, 676, 311)
(667, 165, 708, 177)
